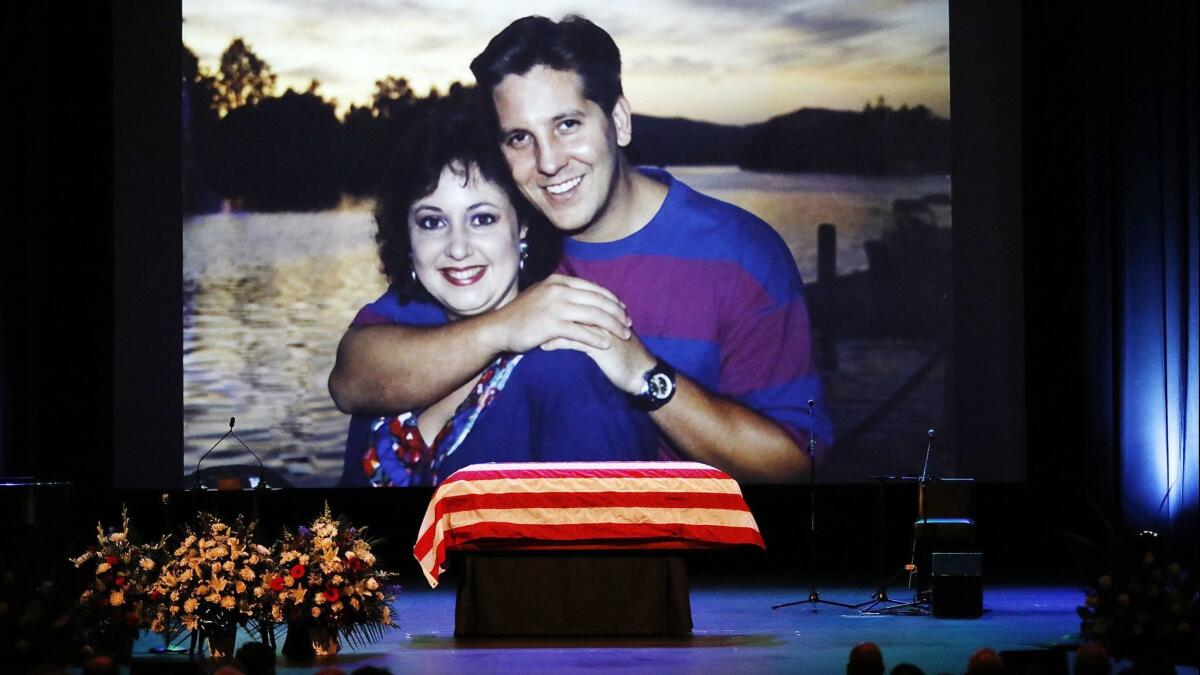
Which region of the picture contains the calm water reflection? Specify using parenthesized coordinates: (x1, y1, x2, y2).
(182, 168, 951, 486)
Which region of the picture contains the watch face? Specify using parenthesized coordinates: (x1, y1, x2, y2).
(648, 372, 675, 399)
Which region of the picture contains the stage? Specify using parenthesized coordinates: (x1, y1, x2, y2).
(124, 577, 1193, 674)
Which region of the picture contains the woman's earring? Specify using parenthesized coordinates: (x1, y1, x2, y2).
(411, 268, 418, 283)
(518, 240, 529, 272)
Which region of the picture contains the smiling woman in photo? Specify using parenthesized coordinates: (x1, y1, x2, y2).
(334, 105, 658, 486)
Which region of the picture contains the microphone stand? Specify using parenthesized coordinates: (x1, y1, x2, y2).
(857, 429, 936, 615)
(227, 419, 267, 522)
(909, 429, 936, 591)
(193, 417, 236, 490)
(773, 400, 855, 612)
(192, 417, 268, 521)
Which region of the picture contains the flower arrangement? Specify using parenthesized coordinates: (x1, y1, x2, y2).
(148, 513, 274, 657)
(69, 507, 167, 656)
(273, 503, 396, 655)
(63, 503, 399, 662)
(1077, 529, 1198, 666)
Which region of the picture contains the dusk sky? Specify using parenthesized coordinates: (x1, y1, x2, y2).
(181, 0, 949, 125)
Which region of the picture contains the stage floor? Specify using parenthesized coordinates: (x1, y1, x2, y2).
(127, 579, 1196, 674)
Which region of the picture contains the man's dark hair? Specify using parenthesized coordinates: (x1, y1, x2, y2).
(374, 103, 560, 303)
(470, 15, 623, 115)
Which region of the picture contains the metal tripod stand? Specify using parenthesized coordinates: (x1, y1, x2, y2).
(772, 401, 856, 612)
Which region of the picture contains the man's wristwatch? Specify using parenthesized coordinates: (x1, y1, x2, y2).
(632, 359, 676, 411)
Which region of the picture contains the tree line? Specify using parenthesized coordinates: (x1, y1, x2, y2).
(183, 39, 951, 214)
(183, 39, 475, 213)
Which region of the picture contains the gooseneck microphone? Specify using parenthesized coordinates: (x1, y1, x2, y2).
(193, 417, 266, 489)
(194, 417, 235, 489)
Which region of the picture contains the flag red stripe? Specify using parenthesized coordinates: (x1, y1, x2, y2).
(442, 467, 729, 483)
(446, 521, 765, 550)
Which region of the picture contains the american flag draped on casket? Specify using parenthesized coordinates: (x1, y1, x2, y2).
(413, 461, 766, 587)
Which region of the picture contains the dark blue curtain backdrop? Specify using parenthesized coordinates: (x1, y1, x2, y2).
(1026, 1, 1197, 540)
(1109, 3, 1199, 535)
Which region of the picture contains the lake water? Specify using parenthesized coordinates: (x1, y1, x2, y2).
(183, 167, 952, 486)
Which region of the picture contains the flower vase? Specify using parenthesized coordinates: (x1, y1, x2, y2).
(310, 626, 340, 657)
(281, 621, 315, 662)
(205, 629, 237, 659)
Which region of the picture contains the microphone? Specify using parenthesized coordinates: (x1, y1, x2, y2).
(193, 416, 266, 489)
(928, 428, 935, 439)
(806, 400, 817, 454)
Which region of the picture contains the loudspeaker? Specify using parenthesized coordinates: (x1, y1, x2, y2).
(931, 552, 982, 618)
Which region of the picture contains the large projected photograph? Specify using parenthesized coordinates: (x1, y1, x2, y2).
(182, 1, 951, 487)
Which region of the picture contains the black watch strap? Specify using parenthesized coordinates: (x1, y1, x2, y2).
(632, 359, 676, 411)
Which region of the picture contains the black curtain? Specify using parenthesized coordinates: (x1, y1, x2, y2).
(1024, 1, 1198, 540)
(1, 3, 114, 489)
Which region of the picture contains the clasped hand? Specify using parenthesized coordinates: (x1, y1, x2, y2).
(491, 274, 655, 395)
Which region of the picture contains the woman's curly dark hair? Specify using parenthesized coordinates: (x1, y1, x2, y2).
(374, 103, 561, 304)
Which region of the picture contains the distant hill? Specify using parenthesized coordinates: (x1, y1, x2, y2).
(741, 106, 950, 174)
(626, 107, 950, 175)
(626, 115, 756, 167)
